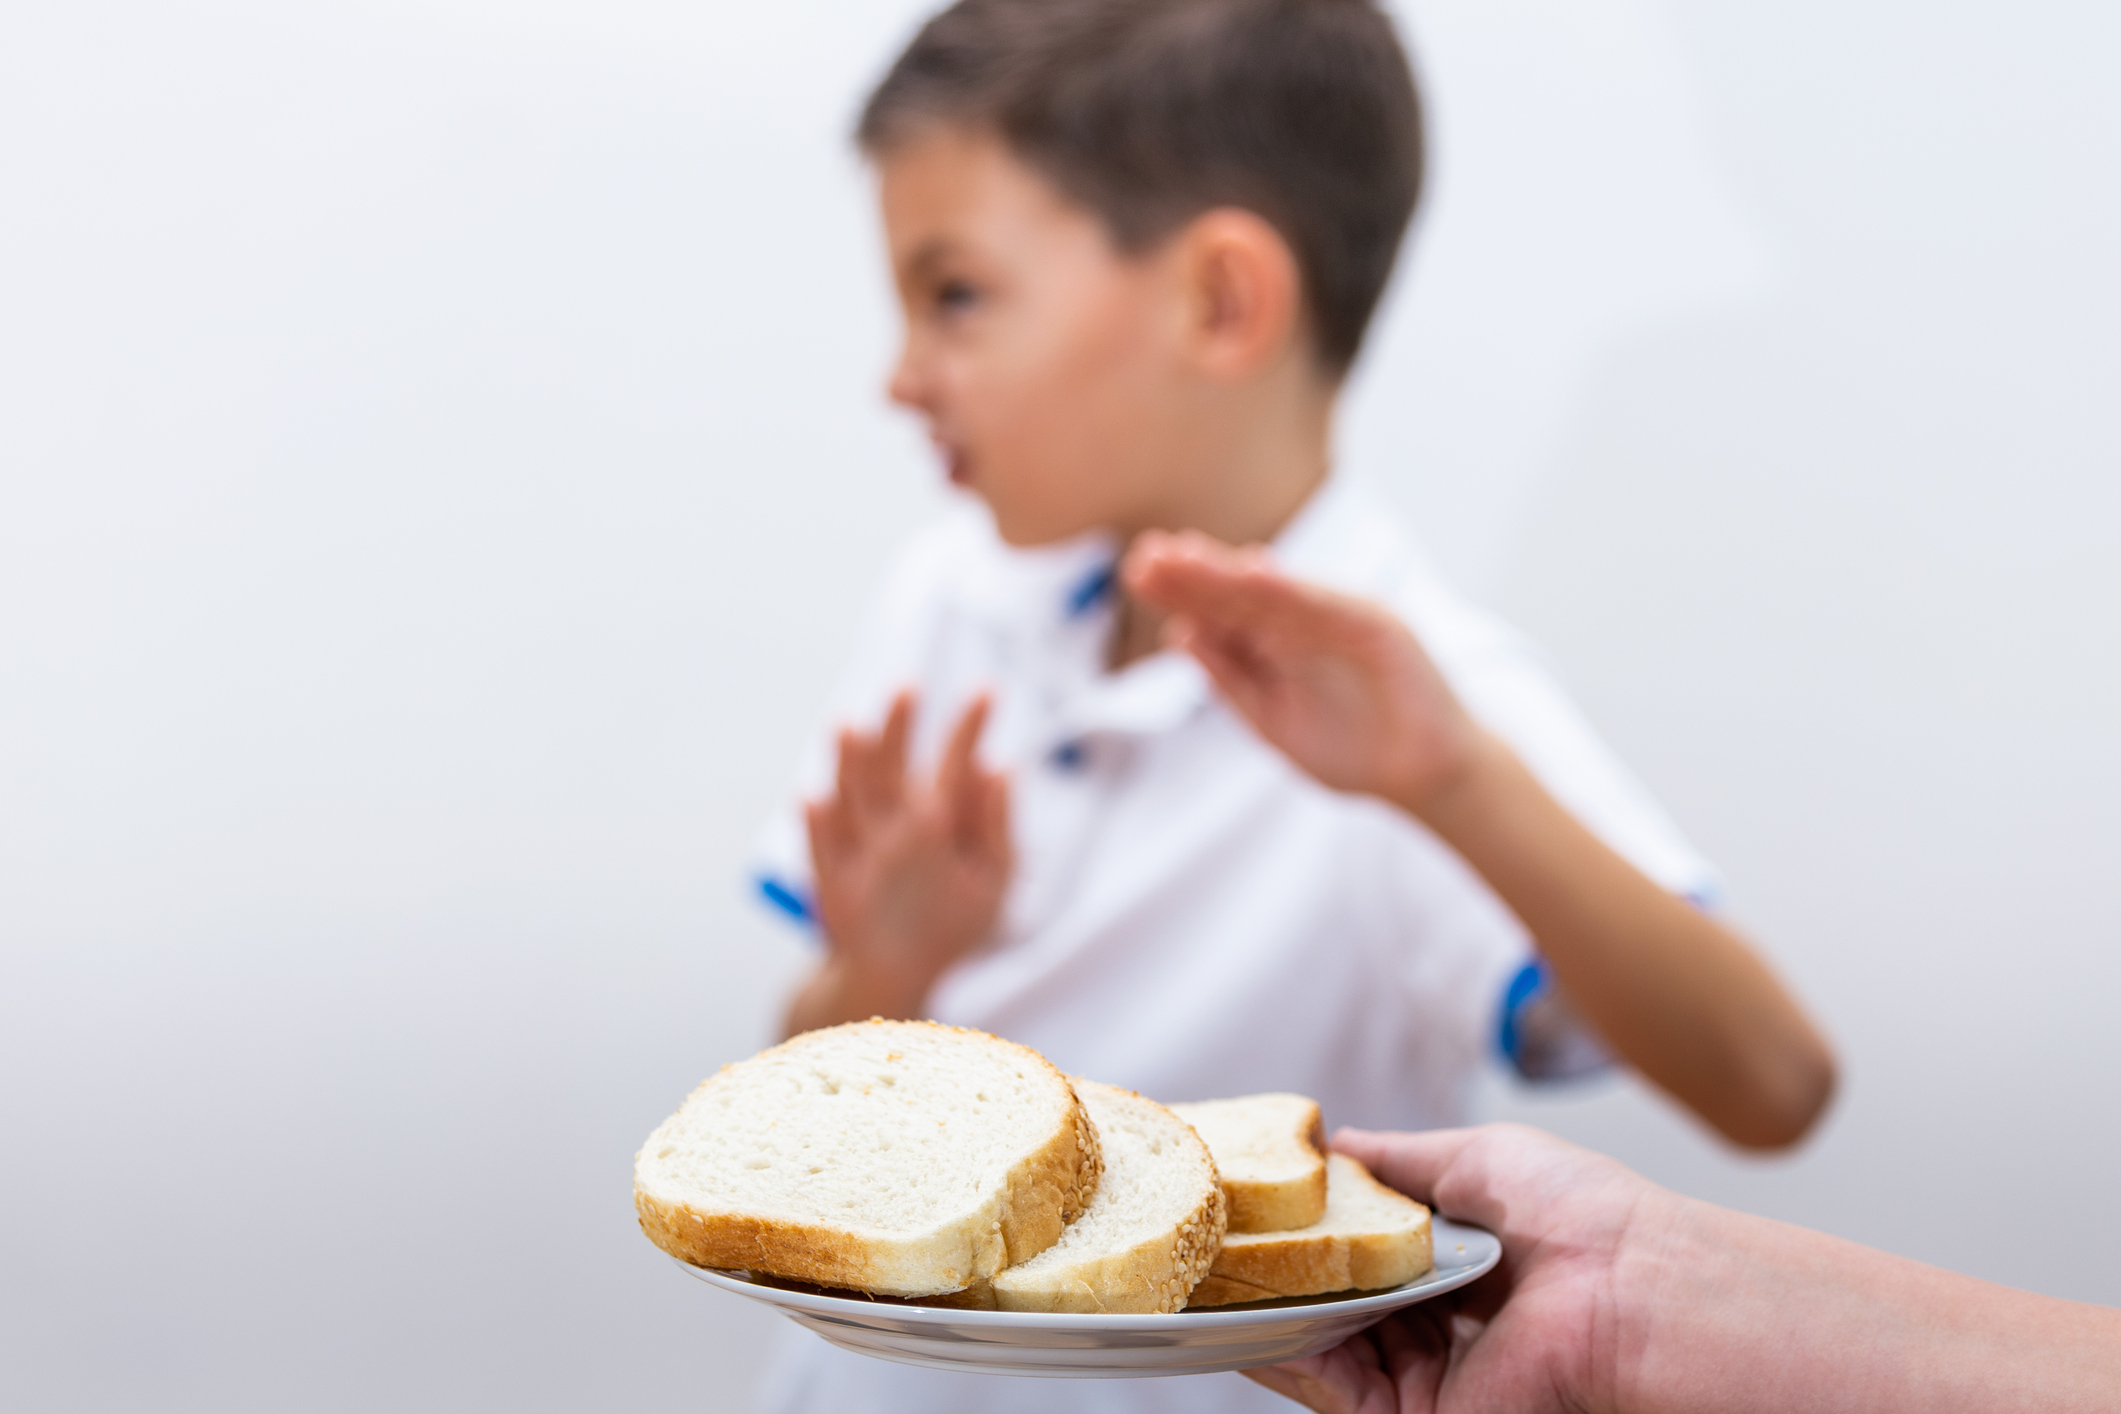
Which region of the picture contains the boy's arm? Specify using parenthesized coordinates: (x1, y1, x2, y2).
(782, 690, 1012, 1038)
(1125, 532, 1836, 1149)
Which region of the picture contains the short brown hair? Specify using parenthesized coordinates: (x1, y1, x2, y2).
(859, 0, 1423, 376)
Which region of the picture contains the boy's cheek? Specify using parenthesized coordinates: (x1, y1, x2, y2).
(950, 386, 1140, 544)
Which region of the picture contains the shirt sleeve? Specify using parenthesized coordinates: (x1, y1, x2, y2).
(1497, 956, 1614, 1081)
(1387, 561, 1723, 1082)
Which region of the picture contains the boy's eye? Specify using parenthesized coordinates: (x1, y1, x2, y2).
(936, 279, 980, 315)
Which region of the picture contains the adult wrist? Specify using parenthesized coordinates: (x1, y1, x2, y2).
(1610, 1192, 1867, 1414)
(1604, 1188, 1733, 1414)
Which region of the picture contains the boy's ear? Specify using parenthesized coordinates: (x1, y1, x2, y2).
(1178, 208, 1304, 380)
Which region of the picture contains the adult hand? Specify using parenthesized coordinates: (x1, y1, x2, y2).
(1245, 1124, 1644, 1414)
(1122, 530, 1479, 815)
(1247, 1125, 2121, 1414)
(786, 690, 1011, 1034)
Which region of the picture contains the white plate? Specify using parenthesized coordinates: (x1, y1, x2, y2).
(676, 1216, 1501, 1379)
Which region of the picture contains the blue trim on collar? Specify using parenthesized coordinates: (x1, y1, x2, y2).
(1064, 561, 1117, 618)
(755, 872, 815, 929)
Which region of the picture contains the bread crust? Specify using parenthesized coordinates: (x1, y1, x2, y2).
(989, 1178, 1225, 1314)
(1186, 1273, 1283, 1306)
(633, 1021, 1102, 1297)
(1186, 1155, 1432, 1306)
(1171, 1094, 1329, 1234)
(1223, 1106, 1327, 1234)
(941, 1084, 1229, 1314)
(991, 1076, 1105, 1267)
(940, 1181, 1225, 1314)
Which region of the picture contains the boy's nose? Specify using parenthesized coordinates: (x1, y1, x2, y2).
(886, 347, 925, 411)
(887, 323, 948, 414)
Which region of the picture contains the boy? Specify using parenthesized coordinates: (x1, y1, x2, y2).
(748, 2, 1835, 1410)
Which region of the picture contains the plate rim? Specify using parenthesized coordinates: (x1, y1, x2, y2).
(676, 1214, 1500, 1332)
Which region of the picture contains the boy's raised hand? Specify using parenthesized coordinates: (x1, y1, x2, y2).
(1130, 528, 1840, 1151)
(1124, 529, 1479, 816)
(788, 689, 1012, 1034)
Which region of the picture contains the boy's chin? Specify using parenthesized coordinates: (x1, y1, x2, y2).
(973, 494, 1113, 550)
(989, 514, 1113, 550)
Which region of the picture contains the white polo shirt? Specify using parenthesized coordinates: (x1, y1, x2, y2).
(746, 475, 1717, 1414)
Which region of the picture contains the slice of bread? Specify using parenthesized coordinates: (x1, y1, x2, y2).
(633, 1020, 1102, 1298)
(1187, 1153, 1433, 1306)
(1169, 1093, 1328, 1233)
(942, 1081, 1228, 1313)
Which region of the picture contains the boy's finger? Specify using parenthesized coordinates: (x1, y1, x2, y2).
(876, 690, 915, 800)
(1122, 526, 1259, 594)
(1179, 623, 1275, 724)
(841, 694, 915, 825)
(832, 727, 864, 813)
(1121, 530, 1244, 610)
(834, 727, 884, 831)
(804, 797, 851, 876)
(1130, 541, 1324, 640)
(1131, 531, 1391, 663)
(936, 692, 992, 807)
(1185, 618, 1268, 678)
(976, 770, 1011, 863)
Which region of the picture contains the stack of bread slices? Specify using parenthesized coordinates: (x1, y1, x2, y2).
(634, 1020, 1431, 1313)
(1171, 1094, 1434, 1306)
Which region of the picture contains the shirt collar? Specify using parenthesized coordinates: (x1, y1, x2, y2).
(1051, 475, 1389, 741)
(958, 477, 1395, 742)
(1046, 473, 1380, 624)
(1063, 558, 1118, 619)
(953, 505, 1117, 627)
(1266, 474, 1399, 595)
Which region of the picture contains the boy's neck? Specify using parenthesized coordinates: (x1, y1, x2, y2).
(1105, 367, 1335, 671)
(1125, 359, 1337, 549)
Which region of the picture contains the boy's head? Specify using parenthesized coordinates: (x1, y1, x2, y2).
(860, 0, 1423, 546)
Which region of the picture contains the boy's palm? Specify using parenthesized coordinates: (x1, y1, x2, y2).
(1125, 531, 1476, 809)
(805, 691, 1012, 1003)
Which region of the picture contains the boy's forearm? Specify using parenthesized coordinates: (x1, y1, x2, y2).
(1626, 1194, 2121, 1413)
(1398, 733, 1835, 1147)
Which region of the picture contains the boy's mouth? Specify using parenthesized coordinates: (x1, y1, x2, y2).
(939, 442, 972, 487)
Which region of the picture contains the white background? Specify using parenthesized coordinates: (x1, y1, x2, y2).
(3, 1, 2117, 1408)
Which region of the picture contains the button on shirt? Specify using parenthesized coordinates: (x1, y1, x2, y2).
(747, 475, 1718, 1414)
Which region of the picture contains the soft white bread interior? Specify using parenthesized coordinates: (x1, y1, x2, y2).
(1169, 1093, 1328, 1234)
(945, 1080, 1227, 1313)
(1187, 1152, 1432, 1306)
(633, 1020, 1102, 1297)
